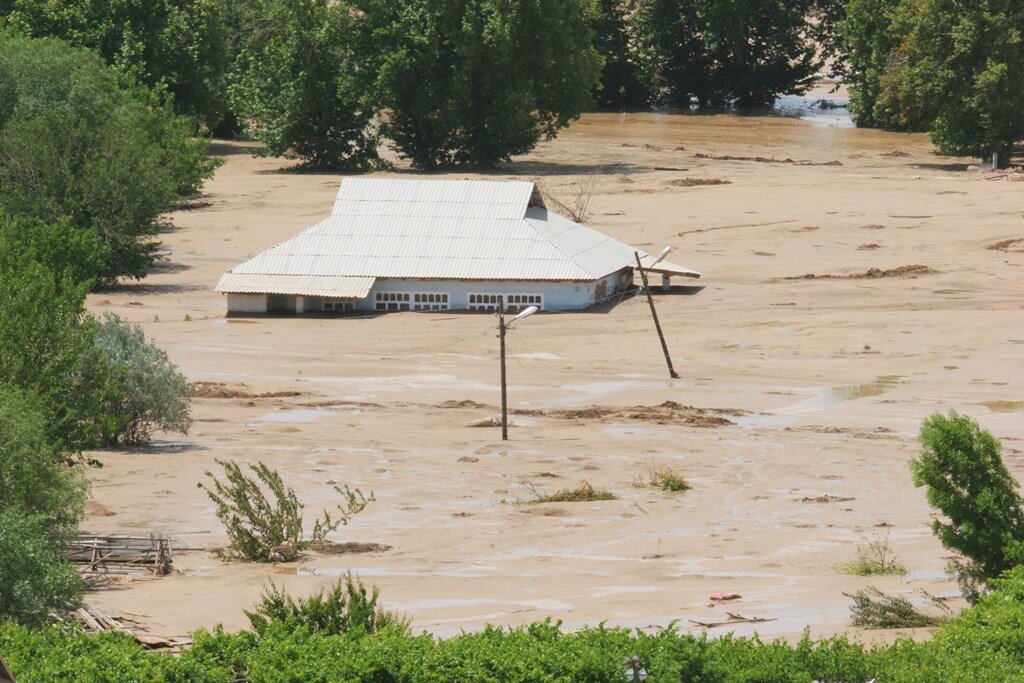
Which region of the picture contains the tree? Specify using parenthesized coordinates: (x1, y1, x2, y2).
(0, 389, 87, 625)
(0, 214, 106, 289)
(840, 0, 1024, 161)
(1, 0, 231, 129)
(0, 509, 83, 625)
(199, 460, 372, 562)
(0, 258, 115, 453)
(229, 0, 380, 170)
(0, 389, 88, 537)
(636, 0, 819, 108)
(364, 0, 603, 168)
(593, 0, 650, 110)
(0, 33, 215, 285)
(911, 411, 1024, 600)
(905, 0, 1024, 163)
(93, 313, 192, 446)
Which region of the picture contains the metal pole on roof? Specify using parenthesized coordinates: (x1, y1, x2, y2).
(635, 251, 680, 380)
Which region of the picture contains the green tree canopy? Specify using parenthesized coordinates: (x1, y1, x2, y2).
(840, 0, 1024, 161)
(229, 0, 379, 170)
(912, 410, 1024, 599)
(636, 0, 819, 108)
(594, 0, 650, 110)
(93, 313, 192, 446)
(0, 388, 88, 537)
(0, 257, 115, 452)
(0, 509, 84, 625)
(0, 387, 87, 626)
(0, 33, 215, 285)
(1, 0, 230, 129)
(364, 0, 603, 168)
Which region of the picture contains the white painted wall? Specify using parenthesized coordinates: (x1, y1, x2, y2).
(226, 293, 267, 313)
(223, 268, 634, 315)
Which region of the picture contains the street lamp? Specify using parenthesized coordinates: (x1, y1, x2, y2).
(624, 656, 648, 682)
(498, 301, 537, 440)
(634, 248, 679, 379)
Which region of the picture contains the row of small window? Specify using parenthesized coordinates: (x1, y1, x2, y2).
(323, 299, 354, 312)
(468, 294, 542, 306)
(374, 291, 450, 312)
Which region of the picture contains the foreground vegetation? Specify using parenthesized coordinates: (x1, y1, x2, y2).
(4, 566, 1024, 681)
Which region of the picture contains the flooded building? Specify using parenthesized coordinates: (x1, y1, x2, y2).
(215, 178, 699, 314)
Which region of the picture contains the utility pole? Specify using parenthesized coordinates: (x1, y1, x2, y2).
(498, 297, 509, 441)
(635, 251, 679, 379)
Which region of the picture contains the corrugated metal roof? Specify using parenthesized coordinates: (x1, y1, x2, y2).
(220, 178, 699, 287)
(215, 273, 375, 297)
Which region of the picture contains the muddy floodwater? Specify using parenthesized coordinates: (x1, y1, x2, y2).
(83, 87, 1024, 644)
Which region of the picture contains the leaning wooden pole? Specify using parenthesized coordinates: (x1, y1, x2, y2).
(635, 251, 679, 379)
(498, 298, 509, 440)
(0, 652, 15, 683)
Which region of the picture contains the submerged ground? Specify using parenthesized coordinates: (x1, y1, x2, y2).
(84, 94, 1024, 643)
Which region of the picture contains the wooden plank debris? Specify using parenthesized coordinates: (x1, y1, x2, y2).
(65, 535, 172, 576)
(689, 612, 778, 629)
(72, 605, 190, 651)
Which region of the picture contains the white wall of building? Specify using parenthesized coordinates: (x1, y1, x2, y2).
(224, 268, 633, 314)
(226, 293, 268, 313)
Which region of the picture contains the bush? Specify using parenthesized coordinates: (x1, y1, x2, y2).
(246, 575, 410, 636)
(0, 509, 83, 625)
(9, 568, 1024, 680)
(364, 0, 602, 168)
(198, 459, 372, 562)
(0, 32, 215, 285)
(229, 0, 380, 170)
(93, 313, 191, 446)
(845, 587, 943, 629)
(636, 461, 691, 492)
(526, 480, 617, 503)
(844, 533, 906, 576)
(911, 410, 1024, 599)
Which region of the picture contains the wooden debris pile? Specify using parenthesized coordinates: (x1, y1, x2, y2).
(66, 535, 173, 576)
(73, 605, 189, 650)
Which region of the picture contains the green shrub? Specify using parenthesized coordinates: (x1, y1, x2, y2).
(246, 574, 410, 637)
(198, 459, 372, 562)
(845, 587, 943, 629)
(229, 0, 380, 170)
(0, 509, 83, 625)
(92, 313, 191, 446)
(7, 570, 1024, 681)
(911, 410, 1024, 599)
(844, 533, 907, 576)
(527, 480, 617, 503)
(0, 32, 215, 285)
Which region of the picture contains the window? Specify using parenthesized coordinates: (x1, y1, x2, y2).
(468, 293, 543, 313)
(374, 291, 449, 312)
(323, 299, 354, 312)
